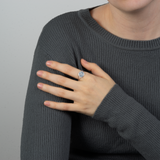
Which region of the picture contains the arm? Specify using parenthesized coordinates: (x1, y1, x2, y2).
(21, 19, 76, 160)
(92, 83, 160, 160)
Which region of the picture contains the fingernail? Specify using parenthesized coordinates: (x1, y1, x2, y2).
(44, 101, 50, 106)
(82, 59, 88, 64)
(37, 71, 43, 76)
(37, 83, 43, 88)
(46, 61, 52, 66)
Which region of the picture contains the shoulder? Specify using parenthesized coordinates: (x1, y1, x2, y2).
(42, 10, 79, 37)
(36, 10, 81, 63)
(37, 10, 79, 49)
(44, 10, 78, 28)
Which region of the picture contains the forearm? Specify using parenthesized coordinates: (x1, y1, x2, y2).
(92, 83, 160, 160)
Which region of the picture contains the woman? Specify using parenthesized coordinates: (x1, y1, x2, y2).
(21, 1, 160, 160)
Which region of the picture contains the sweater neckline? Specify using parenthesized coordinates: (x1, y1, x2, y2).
(78, 4, 160, 51)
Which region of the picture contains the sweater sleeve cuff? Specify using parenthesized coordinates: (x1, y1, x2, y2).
(91, 83, 160, 159)
(91, 83, 157, 131)
(91, 83, 136, 122)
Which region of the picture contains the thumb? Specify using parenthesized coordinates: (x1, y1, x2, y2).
(81, 59, 109, 79)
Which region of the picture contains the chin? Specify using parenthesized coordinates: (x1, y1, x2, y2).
(108, 0, 153, 13)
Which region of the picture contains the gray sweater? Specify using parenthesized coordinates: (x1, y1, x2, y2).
(20, 3, 160, 160)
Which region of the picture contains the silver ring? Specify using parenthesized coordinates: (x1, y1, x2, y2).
(78, 70, 85, 80)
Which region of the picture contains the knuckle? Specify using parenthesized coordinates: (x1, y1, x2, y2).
(94, 63, 98, 67)
(57, 75, 66, 84)
(81, 96, 87, 103)
(64, 64, 72, 73)
(83, 71, 89, 77)
(90, 76, 97, 84)
(53, 103, 57, 109)
(63, 103, 69, 110)
(85, 84, 95, 94)
(85, 73, 94, 81)
(47, 85, 54, 93)
(44, 72, 50, 79)
(53, 61, 59, 68)
(88, 76, 94, 82)
(77, 93, 87, 103)
(57, 88, 65, 97)
(84, 72, 89, 78)
(79, 84, 87, 92)
(86, 77, 96, 87)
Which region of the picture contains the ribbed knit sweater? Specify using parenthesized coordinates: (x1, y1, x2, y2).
(20, 3, 160, 160)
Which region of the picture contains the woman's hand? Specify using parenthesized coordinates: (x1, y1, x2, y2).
(36, 59, 116, 117)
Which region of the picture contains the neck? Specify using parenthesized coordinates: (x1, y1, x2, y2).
(104, 2, 160, 40)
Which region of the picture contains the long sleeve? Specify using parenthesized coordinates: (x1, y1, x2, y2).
(20, 18, 77, 160)
(91, 83, 160, 160)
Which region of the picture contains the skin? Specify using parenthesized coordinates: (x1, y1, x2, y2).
(37, 59, 116, 117)
(36, 1, 160, 116)
(90, 0, 160, 40)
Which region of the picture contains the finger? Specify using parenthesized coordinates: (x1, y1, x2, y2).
(37, 70, 81, 91)
(86, 62, 109, 79)
(46, 61, 88, 80)
(44, 101, 79, 112)
(37, 83, 79, 101)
